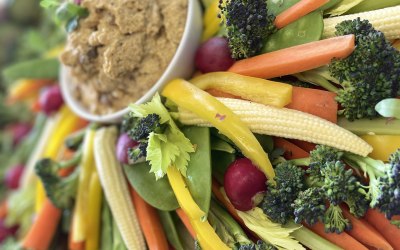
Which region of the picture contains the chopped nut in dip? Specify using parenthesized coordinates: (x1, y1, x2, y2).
(61, 0, 188, 114)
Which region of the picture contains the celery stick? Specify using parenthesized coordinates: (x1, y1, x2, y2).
(291, 226, 343, 250)
(338, 117, 400, 135)
(346, 0, 400, 14)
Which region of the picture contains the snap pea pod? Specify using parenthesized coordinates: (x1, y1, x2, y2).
(182, 126, 212, 214)
(346, 0, 400, 14)
(124, 162, 179, 211)
(101, 198, 113, 250)
(158, 210, 185, 250)
(267, 0, 300, 15)
(262, 10, 323, 53)
(211, 135, 236, 154)
(2, 58, 60, 82)
(212, 151, 236, 185)
(319, 0, 342, 11)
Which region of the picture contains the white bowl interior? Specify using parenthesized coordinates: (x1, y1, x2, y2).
(60, 0, 203, 123)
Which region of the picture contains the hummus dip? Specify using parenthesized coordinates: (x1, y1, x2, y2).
(61, 0, 187, 115)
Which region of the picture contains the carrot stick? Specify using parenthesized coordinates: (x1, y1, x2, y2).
(0, 200, 7, 219)
(228, 35, 355, 79)
(130, 187, 169, 250)
(274, 0, 329, 29)
(288, 139, 317, 153)
(6, 79, 53, 104)
(176, 208, 196, 239)
(273, 137, 310, 159)
(364, 209, 400, 250)
(286, 87, 338, 123)
(22, 199, 62, 250)
(305, 222, 368, 250)
(341, 207, 393, 250)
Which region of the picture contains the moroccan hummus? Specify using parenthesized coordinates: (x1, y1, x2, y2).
(61, 0, 187, 115)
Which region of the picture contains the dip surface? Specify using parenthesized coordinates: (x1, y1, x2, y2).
(61, 0, 187, 114)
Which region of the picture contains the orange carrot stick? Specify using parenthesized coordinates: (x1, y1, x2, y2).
(176, 208, 196, 239)
(228, 35, 355, 79)
(305, 222, 368, 250)
(22, 199, 62, 250)
(286, 87, 338, 123)
(274, 0, 329, 29)
(7, 79, 53, 104)
(289, 139, 317, 153)
(130, 187, 169, 250)
(364, 209, 400, 250)
(0, 200, 7, 220)
(273, 137, 310, 159)
(341, 208, 393, 250)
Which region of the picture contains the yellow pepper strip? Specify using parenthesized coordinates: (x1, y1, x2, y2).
(72, 128, 96, 242)
(167, 166, 230, 250)
(162, 79, 275, 181)
(7, 79, 52, 104)
(36, 106, 81, 212)
(361, 135, 400, 161)
(203, 0, 220, 27)
(85, 172, 103, 250)
(190, 72, 293, 108)
(202, 17, 221, 42)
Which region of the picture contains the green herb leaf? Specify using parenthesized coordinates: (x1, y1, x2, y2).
(375, 98, 400, 119)
(40, 0, 60, 9)
(128, 94, 194, 179)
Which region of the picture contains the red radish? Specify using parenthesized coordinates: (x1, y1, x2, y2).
(224, 158, 267, 211)
(0, 219, 18, 243)
(116, 133, 139, 164)
(39, 85, 64, 115)
(4, 164, 24, 190)
(7, 123, 32, 146)
(195, 37, 235, 73)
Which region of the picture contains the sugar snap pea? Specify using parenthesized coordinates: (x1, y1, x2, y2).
(158, 211, 185, 250)
(182, 126, 212, 214)
(124, 162, 179, 211)
(2, 58, 60, 82)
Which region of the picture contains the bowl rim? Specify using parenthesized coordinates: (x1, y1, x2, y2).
(60, 0, 201, 123)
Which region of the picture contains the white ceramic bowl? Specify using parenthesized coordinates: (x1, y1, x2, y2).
(60, 0, 202, 123)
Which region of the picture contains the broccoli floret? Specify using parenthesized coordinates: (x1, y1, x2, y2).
(260, 162, 305, 224)
(324, 205, 352, 234)
(123, 113, 164, 161)
(308, 145, 343, 184)
(128, 114, 163, 141)
(234, 241, 277, 250)
(374, 149, 400, 221)
(220, 0, 276, 59)
(293, 187, 326, 225)
(295, 18, 400, 120)
(34, 153, 81, 209)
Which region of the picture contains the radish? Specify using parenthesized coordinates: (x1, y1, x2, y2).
(195, 37, 235, 73)
(116, 133, 139, 164)
(4, 164, 24, 190)
(39, 85, 64, 115)
(224, 158, 267, 211)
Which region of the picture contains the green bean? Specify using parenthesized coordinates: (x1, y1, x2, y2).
(158, 210, 185, 250)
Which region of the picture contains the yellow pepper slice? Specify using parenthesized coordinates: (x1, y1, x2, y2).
(85, 172, 103, 250)
(203, 0, 220, 27)
(162, 79, 275, 181)
(73, 128, 96, 242)
(202, 18, 221, 42)
(167, 166, 230, 250)
(191, 72, 293, 108)
(361, 135, 400, 161)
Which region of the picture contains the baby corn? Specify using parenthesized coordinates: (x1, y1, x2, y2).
(323, 6, 400, 40)
(178, 98, 373, 157)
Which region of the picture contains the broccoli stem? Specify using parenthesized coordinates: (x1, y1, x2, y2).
(65, 129, 85, 151)
(209, 200, 251, 246)
(294, 72, 339, 93)
(289, 158, 310, 166)
(59, 150, 82, 169)
(289, 224, 342, 250)
(338, 117, 400, 136)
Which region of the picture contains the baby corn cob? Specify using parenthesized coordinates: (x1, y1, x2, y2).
(178, 98, 372, 157)
(323, 6, 400, 40)
(94, 127, 145, 250)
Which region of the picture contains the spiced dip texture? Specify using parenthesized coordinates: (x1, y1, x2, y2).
(61, 0, 187, 114)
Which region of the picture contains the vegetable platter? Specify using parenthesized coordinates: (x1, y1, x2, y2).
(0, 0, 400, 249)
